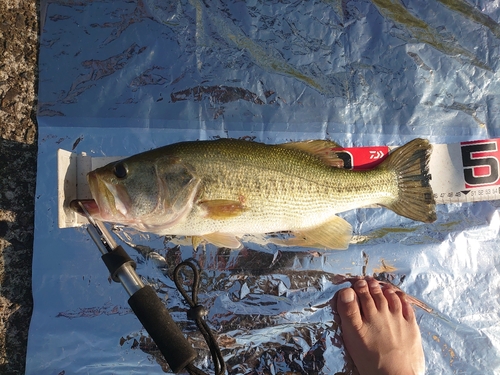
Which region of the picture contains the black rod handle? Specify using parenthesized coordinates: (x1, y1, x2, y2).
(128, 285, 197, 373)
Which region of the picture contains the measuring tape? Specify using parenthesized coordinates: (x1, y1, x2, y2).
(58, 138, 500, 229)
(333, 138, 500, 205)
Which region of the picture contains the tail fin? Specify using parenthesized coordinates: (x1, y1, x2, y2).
(380, 138, 436, 223)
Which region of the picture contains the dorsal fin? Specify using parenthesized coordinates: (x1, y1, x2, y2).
(278, 140, 345, 167)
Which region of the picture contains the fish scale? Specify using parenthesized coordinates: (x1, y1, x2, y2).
(180, 167, 394, 235)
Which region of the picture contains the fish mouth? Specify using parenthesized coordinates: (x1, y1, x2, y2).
(69, 199, 101, 218)
(85, 171, 130, 221)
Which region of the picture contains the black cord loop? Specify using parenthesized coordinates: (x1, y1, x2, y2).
(173, 260, 226, 375)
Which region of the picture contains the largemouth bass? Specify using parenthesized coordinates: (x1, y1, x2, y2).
(78, 138, 436, 250)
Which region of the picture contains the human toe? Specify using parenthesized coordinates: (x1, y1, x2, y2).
(336, 288, 363, 330)
(368, 279, 388, 311)
(353, 279, 377, 316)
(397, 291, 416, 322)
(382, 287, 402, 314)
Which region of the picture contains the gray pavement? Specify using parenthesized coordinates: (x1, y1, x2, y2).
(0, 0, 38, 373)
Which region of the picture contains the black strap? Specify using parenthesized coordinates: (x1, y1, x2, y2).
(174, 260, 226, 375)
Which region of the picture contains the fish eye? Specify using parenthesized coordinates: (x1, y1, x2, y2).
(113, 162, 128, 179)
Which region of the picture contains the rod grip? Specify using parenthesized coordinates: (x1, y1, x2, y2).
(128, 285, 197, 373)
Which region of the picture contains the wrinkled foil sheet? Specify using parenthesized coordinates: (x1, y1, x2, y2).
(29, 0, 500, 374)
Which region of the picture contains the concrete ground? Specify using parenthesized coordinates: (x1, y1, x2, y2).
(0, 0, 38, 373)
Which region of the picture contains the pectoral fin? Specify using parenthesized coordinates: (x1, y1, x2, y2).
(198, 199, 246, 220)
(202, 232, 242, 249)
(278, 140, 345, 168)
(271, 216, 352, 250)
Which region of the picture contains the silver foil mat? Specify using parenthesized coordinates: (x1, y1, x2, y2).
(29, 0, 500, 373)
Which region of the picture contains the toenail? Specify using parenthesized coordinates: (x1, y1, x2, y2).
(341, 288, 355, 303)
(355, 279, 367, 287)
(369, 281, 380, 288)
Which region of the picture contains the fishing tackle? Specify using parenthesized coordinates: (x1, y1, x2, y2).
(75, 200, 225, 374)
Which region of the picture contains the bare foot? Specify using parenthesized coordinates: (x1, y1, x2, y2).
(333, 278, 425, 375)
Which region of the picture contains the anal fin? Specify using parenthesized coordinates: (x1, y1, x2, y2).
(270, 216, 352, 250)
(202, 232, 242, 249)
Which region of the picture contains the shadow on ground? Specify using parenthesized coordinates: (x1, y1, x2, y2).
(0, 139, 37, 374)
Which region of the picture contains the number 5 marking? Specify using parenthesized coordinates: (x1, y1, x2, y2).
(461, 141, 500, 188)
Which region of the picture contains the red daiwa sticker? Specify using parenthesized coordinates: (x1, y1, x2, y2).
(332, 146, 390, 170)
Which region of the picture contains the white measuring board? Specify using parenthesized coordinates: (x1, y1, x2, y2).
(57, 149, 121, 228)
(57, 138, 500, 228)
